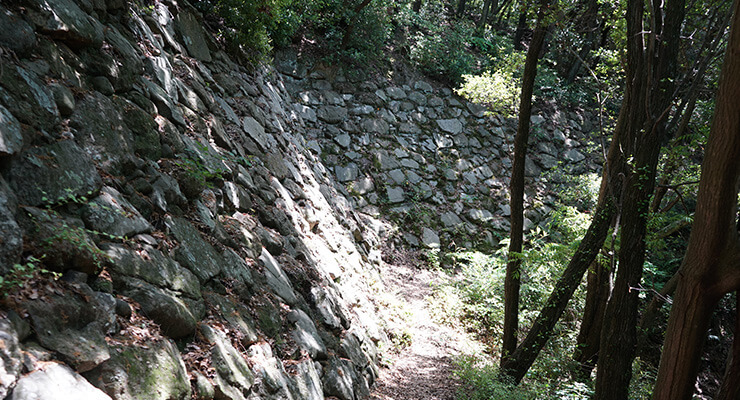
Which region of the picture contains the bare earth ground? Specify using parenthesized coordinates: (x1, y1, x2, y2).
(369, 261, 486, 400)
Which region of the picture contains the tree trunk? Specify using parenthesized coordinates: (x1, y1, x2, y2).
(412, 0, 422, 12)
(514, 11, 527, 50)
(456, 0, 467, 16)
(654, 2, 740, 397)
(716, 296, 740, 400)
(573, 259, 612, 381)
(499, 201, 615, 383)
(478, 0, 493, 33)
(501, 0, 549, 364)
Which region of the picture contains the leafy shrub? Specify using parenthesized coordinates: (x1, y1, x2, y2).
(193, 0, 297, 58)
(454, 356, 536, 400)
(457, 71, 520, 117)
(410, 18, 477, 85)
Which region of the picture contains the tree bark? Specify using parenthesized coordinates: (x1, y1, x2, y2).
(501, 0, 549, 364)
(456, 0, 467, 16)
(654, 2, 740, 397)
(716, 295, 740, 400)
(573, 259, 612, 381)
(513, 11, 528, 50)
(594, 0, 685, 396)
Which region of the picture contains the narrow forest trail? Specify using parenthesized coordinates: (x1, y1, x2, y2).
(369, 260, 487, 400)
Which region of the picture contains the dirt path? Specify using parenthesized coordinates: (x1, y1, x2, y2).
(369, 262, 485, 400)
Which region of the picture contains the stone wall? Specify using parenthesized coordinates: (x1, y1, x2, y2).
(0, 1, 600, 399)
(0, 1, 389, 399)
(275, 50, 600, 251)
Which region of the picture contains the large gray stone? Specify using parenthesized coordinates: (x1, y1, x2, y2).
(290, 360, 323, 400)
(0, 8, 36, 56)
(440, 212, 463, 228)
(386, 187, 404, 203)
(563, 149, 586, 163)
(288, 309, 327, 359)
(0, 66, 58, 130)
(422, 228, 440, 249)
(204, 292, 259, 346)
(0, 317, 22, 398)
(0, 104, 23, 157)
(242, 116, 270, 151)
(335, 163, 359, 182)
(70, 92, 136, 175)
(201, 326, 254, 396)
(85, 339, 191, 400)
(175, 11, 212, 62)
(436, 119, 463, 134)
(259, 248, 299, 305)
(322, 357, 357, 400)
(317, 106, 348, 124)
(166, 216, 223, 282)
(361, 118, 390, 135)
(11, 363, 111, 400)
(21, 283, 114, 372)
(0, 178, 21, 274)
(82, 187, 152, 238)
(385, 87, 407, 100)
(26, 0, 104, 48)
(104, 244, 201, 299)
(310, 286, 350, 330)
(115, 276, 203, 339)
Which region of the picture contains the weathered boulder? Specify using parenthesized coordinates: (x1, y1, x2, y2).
(0, 7, 36, 56)
(114, 276, 202, 339)
(317, 106, 348, 124)
(201, 325, 254, 398)
(0, 317, 22, 398)
(70, 92, 136, 175)
(84, 339, 191, 400)
(0, 105, 23, 157)
(104, 244, 201, 299)
(11, 362, 112, 400)
(166, 216, 223, 283)
(82, 186, 153, 238)
(288, 309, 327, 359)
(0, 178, 22, 274)
(25, 0, 104, 48)
(175, 11, 212, 62)
(20, 282, 114, 372)
(0, 65, 59, 130)
(259, 247, 299, 305)
(204, 292, 259, 347)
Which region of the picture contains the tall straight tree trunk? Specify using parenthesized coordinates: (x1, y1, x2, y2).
(412, 0, 422, 12)
(654, 2, 740, 397)
(513, 10, 528, 50)
(478, 0, 494, 33)
(456, 0, 467, 16)
(501, 0, 549, 364)
(595, 0, 685, 397)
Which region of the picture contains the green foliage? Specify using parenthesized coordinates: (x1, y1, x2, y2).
(0, 257, 60, 297)
(457, 71, 521, 117)
(193, 0, 297, 58)
(454, 356, 537, 400)
(410, 15, 478, 84)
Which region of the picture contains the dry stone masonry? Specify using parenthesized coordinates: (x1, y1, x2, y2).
(0, 0, 600, 399)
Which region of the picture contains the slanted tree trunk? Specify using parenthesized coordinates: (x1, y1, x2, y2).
(501, 0, 550, 364)
(654, 3, 740, 397)
(572, 259, 612, 380)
